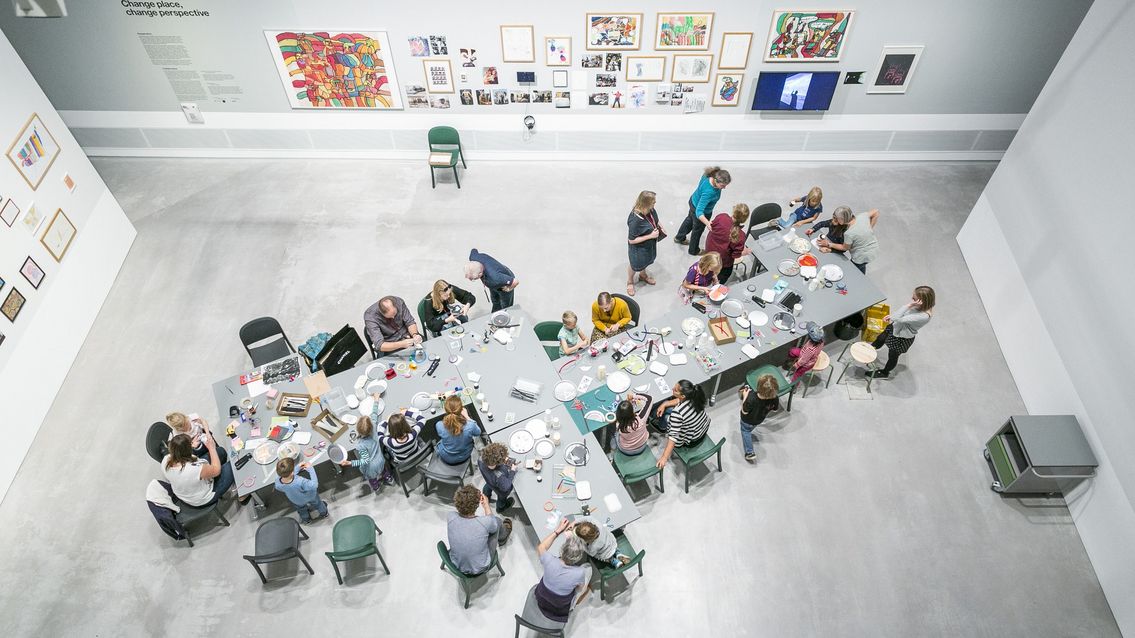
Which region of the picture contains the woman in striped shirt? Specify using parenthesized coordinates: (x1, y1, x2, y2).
(379, 408, 427, 463)
(652, 380, 711, 468)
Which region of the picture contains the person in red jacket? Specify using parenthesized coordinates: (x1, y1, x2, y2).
(704, 203, 752, 283)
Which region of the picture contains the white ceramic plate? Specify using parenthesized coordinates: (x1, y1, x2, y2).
(341, 414, 359, 426)
(584, 410, 606, 422)
(410, 392, 433, 411)
(366, 379, 388, 396)
(778, 259, 800, 276)
(553, 380, 577, 402)
(365, 362, 386, 380)
(534, 439, 556, 459)
(327, 444, 348, 464)
(681, 318, 705, 336)
(254, 440, 280, 465)
(359, 396, 374, 415)
(800, 265, 818, 278)
(509, 430, 535, 454)
(748, 311, 769, 327)
(525, 419, 549, 439)
(820, 264, 844, 281)
(491, 311, 511, 326)
(773, 312, 795, 330)
(346, 395, 360, 409)
(606, 371, 631, 393)
(721, 299, 744, 318)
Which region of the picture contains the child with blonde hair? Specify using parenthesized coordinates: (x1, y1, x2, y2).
(558, 310, 590, 356)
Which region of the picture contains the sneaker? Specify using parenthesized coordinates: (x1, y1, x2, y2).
(868, 371, 890, 379)
(381, 471, 396, 485)
(367, 478, 382, 491)
(498, 518, 513, 546)
(744, 452, 757, 462)
(615, 553, 631, 566)
(497, 496, 515, 513)
(674, 237, 689, 245)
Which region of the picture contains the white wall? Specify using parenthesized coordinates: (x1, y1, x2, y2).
(957, 0, 1135, 632)
(0, 31, 136, 502)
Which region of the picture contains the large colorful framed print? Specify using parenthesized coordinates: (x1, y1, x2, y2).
(545, 36, 571, 66)
(671, 54, 713, 83)
(867, 45, 924, 94)
(1, 288, 25, 323)
(265, 30, 403, 109)
(764, 11, 853, 62)
(585, 13, 644, 50)
(712, 73, 743, 106)
(6, 114, 61, 191)
(718, 32, 753, 69)
(625, 55, 665, 82)
(423, 58, 454, 93)
(654, 13, 713, 50)
(500, 25, 535, 62)
(40, 208, 76, 263)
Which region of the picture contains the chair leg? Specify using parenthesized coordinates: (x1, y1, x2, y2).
(297, 552, 315, 575)
(375, 522, 383, 535)
(397, 469, 410, 498)
(601, 576, 608, 602)
(423, 476, 432, 497)
(297, 525, 309, 540)
(216, 510, 230, 526)
(496, 561, 505, 577)
(463, 581, 472, 609)
(376, 548, 391, 575)
(826, 365, 836, 388)
(836, 342, 851, 362)
(638, 562, 643, 577)
(185, 531, 194, 548)
(249, 560, 268, 584)
(329, 558, 344, 585)
(716, 449, 723, 472)
(802, 369, 814, 398)
(459, 149, 467, 168)
(835, 363, 851, 386)
(787, 385, 795, 411)
(658, 470, 664, 493)
(430, 167, 436, 189)
(453, 167, 461, 189)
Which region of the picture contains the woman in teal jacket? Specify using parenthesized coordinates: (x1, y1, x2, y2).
(675, 166, 731, 255)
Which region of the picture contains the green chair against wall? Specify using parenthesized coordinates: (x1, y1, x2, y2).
(591, 529, 646, 602)
(672, 436, 726, 494)
(417, 296, 439, 339)
(438, 540, 505, 609)
(428, 126, 466, 189)
(533, 321, 564, 362)
(324, 514, 390, 585)
(613, 446, 664, 496)
(745, 364, 799, 412)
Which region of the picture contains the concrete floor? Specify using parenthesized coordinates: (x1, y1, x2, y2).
(0, 158, 1118, 637)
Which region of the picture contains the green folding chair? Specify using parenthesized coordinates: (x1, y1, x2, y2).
(533, 321, 564, 362)
(428, 126, 466, 189)
(324, 514, 390, 585)
(438, 540, 505, 608)
(672, 436, 726, 493)
(417, 296, 439, 338)
(592, 530, 646, 602)
(613, 446, 664, 496)
(745, 364, 799, 412)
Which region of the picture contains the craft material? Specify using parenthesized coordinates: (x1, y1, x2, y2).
(820, 263, 844, 281)
(564, 442, 589, 466)
(606, 371, 631, 393)
(526, 419, 549, 439)
(577, 376, 594, 394)
(604, 493, 622, 513)
(292, 431, 312, 445)
(618, 354, 646, 375)
(681, 318, 705, 336)
(597, 365, 607, 381)
(253, 440, 280, 465)
(707, 285, 729, 302)
(534, 439, 556, 459)
(741, 343, 760, 359)
(654, 377, 670, 394)
(669, 353, 688, 365)
(694, 350, 721, 373)
(575, 480, 593, 500)
(552, 465, 576, 498)
(327, 444, 348, 464)
(721, 299, 744, 318)
(553, 380, 577, 402)
(708, 317, 737, 344)
(239, 370, 262, 386)
(277, 441, 301, 460)
(302, 370, 331, 398)
(311, 409, 346, 442)
(778, 259, 800, 276)
(277, 393, 312, 417)
(263, 356, 302, 384)
(773, 312, 795, 330)
(649, 360, 669, 376)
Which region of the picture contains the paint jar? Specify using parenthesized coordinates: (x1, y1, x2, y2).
(552, 431, 561, 446)
(597, 365, 607, 381)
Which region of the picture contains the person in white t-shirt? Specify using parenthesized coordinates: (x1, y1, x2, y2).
(162, 433, 234, 507)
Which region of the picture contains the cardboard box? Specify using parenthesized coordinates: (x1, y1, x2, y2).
(708, 317, 736, 344)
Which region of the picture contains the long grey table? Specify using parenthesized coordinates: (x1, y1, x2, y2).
(490, 403, 641, 531)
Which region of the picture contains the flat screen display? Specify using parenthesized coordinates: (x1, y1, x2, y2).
(752, 71, 840, 111)
(516, 71, 536, 83)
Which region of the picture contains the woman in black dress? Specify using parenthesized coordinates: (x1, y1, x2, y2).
(626, 190, 662, 296)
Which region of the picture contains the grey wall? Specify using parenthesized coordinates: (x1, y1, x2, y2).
(0, 0, 1091, 116)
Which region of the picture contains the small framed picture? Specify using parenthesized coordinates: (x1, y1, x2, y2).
(552, 69, 569, 88)
(712, 73, 743, 107)
(0, 198, 18, 227)
(545, 36, 571, 66)
(625, 55, 665, 82)
(63, 173, 76, 192)
(671, 54, 713, 83)
(40, 208, 76, 262)
(655, 12, 714, 50)
(868, 45, 924, 94)
(20, 256, 44, 289)
(500, 24, 535, 62)
(2, 287, 25, 322)
(423, 58, 455, 93)
(718, 32, 753, 69)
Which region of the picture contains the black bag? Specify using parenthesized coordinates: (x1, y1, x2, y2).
(318, 324, 367, 375)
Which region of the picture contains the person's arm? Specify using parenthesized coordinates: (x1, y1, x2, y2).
(806, 219, 831, 236)
(301, 462, 319, 489)
(613, 300, 631, 329)
(656, 438, 677, 468)
(454, 286, 476, 314)
(467, 420, 482, 437)
(399, 301, 422, 341)
(591, 303, 609, 333)
(537, 518, 572, 556)
(424, 302, 447, 334)
(739, 387, 753, 418)
(865, 209, 880, 228)
(371, 398, 385, 426)
(364, 308, 388, 353)
(346, 444, 371, 468)
(654, 396, 679, 417)
(198, 434, 222, 480)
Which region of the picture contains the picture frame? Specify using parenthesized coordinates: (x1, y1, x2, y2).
(20, 256, 44, 289)
(0, 275, 5, 292)
(265, 31, 403, 109)
(500, 24, 535, 62)
(1, 287, 25, 323)
(585, 13, 644, 50)
(423, 58, 455, 93)
(625, 55, 665, 82)
(718, 32, 753, 69)
(6, 113, 61, 191)
(545, 36, 571, 66)
(711, 73, 743, 107)
(552, 69, 569, 88)
(40, 208, 76, 263)
(0, 198, 19, 227)
(671, 54, 714, 83)
(867, 45, 924, 94)
(764, 10, 854, 62)
(654, 12, 714, 51)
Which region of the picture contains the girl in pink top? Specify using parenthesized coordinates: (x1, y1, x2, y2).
(785, 324, 825, 382)
(615, 392, 652, 455)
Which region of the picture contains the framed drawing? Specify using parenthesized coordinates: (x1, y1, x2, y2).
(1, 288, 25, 323)
(712, 73, 743, 106)
(423, 59, 454, 93)
(0, 199, 19, 227)
(765, 11, 853, 62)
(868, 45, 924, 94)
(718, 32, 753, 69)
(40, 208, 76, 263)
(671, 54, 713, 83)
(552, 69, 569, 88)
(6, 114, 61, 191)
(625, 55, 665, 82)
(500, 25, 535, 62)
(265, 31, 403, 109)
(545, 36, 571, 66)
(20, 256, 44, 289)
(655, 13, 714, 50)
(585, 13, 643, 50)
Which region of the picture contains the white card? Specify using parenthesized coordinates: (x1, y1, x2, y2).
(761, 289, 776, 303)
(669, 353, 688, 365)
(742, 344, 760, 359)
(649, 361, 668, 376)
(292, 431, 312, 445)
(654, 377, 670, 394)
(466, 371, 481, 383)
(577, 376, 593, 394)
(604, 493, 622, 513)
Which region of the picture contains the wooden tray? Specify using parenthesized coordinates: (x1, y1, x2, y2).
(277, 392, 312, 417)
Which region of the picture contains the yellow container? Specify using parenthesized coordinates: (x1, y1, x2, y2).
(863, 303, 890, 343)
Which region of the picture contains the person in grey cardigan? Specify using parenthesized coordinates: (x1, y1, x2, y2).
(870, 286, 935, 378)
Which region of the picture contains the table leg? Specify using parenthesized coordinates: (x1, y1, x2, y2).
(709, 373, 722, 406)
(250, 491, 267, 520)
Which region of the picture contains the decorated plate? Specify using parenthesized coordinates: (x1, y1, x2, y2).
(800, 265, 818, 278)
(525, 419, 549, 439)
(447, 326, 465, 338)
(365, 362, 386, 380)
(253, 440, 280, 465)
(797, 254, 818, 267)
(777, 259, 800, 276)
(630, 394, 649, 413)
(620, 354, 647, 375)
(277, 441, 301, 460)
(773, 312, 796, 330)
(491, 311, 511, 327)
(820, 264, 844, 281)
(553, 381, 577, 402)
(606, 371, 631, 393)
(681, 318, 705, 336)
(327, 444, 348, 464)
(534, 439, 556, 459)
(789, 237, 812, 254)
(708, 285, 729, 302)
(583, 410, 606, 422)
(509, 430, 535, 454)
(748, 310, 769, 327)
(365, 379, 388, 396)
(564, 442, 590, 466)
(721, 299, 744, 318)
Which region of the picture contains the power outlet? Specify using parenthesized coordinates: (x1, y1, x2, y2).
(180, 102, 205, 124)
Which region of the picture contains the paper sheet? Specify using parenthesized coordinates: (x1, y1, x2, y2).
(246, 380, 269, 398)
(302, 371, 331, 398)
(292, 431, 312, 445)
(742, 344, 760, 359)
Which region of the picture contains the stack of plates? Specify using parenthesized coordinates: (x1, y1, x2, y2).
(681, 318, 705, 336)
(365, 362, 386, 380)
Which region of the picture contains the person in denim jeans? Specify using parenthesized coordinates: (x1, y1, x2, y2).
(477, 442, 518, 513)
(740, 374, 780, 462)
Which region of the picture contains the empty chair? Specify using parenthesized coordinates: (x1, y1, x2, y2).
(146, 421, 172, 463)
(239, 317, 295, 367)
(513, 585, 567, 637)
(422, 446, 474, 497)
(438, 541, 505, 609)
(747, 202, 783, 237)
(613, 446, 664, 496)
(610, 293, 641, 327)
(592, 530, 646, 602)
(672, 436, 726, 493)
(533, 321, 564, 361)
(428, 126, 466, 189)
(390, 444, 435, 498)
(242, 518, 314, 584)
(325, 514, 390, 585)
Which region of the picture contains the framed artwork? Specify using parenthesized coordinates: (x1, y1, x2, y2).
(459, 89, 474, 105)
(581, 54, 603, 68)
(718, 32, 753, 69)
(712, 73, 743, 106)
(407, 35, 429, 56)
(545, 36, 571, 66)
(20, 203, 42, 235)
(604, 53, 622, 71)
(40, 208, 76, 263)
(63, 173, 76, 192)
(765, 11, 853, 61)
(671, 54, 713, 83)
(868, 45, 924, 94)
(655, 13, 714, 50)
(0, 199, 19, 227)
(1, 288, 25, 323)
(6, 114, 61, 191)
(423, 59, 454, 93)
(429, 35, 448, 56)
(625, 55, 665, 81)
(265, 31, 403, 109)
(20, 256, 44, 289)
(585, 13, 643, 50)
(500, 25, 535, 62)
(0, 275, 4, 292)
(460, 48, 477, 67)
(595, 73, 617, 88)
(552, 69, 569, 88)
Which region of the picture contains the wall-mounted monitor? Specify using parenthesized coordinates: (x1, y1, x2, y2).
(516, 71, 535, 84)
(752, 71, 840, 111)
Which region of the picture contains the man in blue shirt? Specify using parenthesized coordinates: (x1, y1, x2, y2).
(464, 248, 519, 312)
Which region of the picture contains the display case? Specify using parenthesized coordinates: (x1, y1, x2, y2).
(984, 415, 1097, 495)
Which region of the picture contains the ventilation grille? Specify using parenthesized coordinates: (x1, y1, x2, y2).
(720, 131, 808, 152)
(473, 130, 556, 151)
(71, 127, 149, 148)
(973, 130, 1016, 151)
(143, 128, 230, 149)
(889, 130, 981, 152)
(805, 131, 893, 152)
(640, 131, 725, 152)
(226, 129, 312, 150)
(309, 130, 395, 150)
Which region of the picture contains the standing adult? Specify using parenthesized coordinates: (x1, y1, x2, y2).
(869, 286, 935, 379)
(422, 279, 476, 335)
(465, 248, 520, 312)
(675, 166, 731, 255)
(363, 295, 422, 355)
(818, 207, 880, 274)
(626, 190, 662, 296)
(447, 485, 512, 576)
(704, 203, 752, 284)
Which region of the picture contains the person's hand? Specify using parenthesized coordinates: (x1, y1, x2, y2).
(203, 434, 216, 450)
(819, 247, 832, 253)
(339, 460, 351, 467)
(883, 315, 892, 323)
(818, 238, 829, 247)
(656, 456, 668, 469)
(655, 403, 665, 417)
(741, 247, 752, 256)
(739, 385, 749, 397)
(555, 518, 571, 534)
(647, 229, 660, 239)
(462, 304, 471, 316)
(300, 462, 310, 471)
(412, 334, 423, 345)
(445, 315, 458, 324)
(605, 326, 617, 336)
(804, 228, 814, 236)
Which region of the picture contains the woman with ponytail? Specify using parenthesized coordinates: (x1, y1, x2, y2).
(651, 379, 711, 468)
(675, 166, 731, 255)
(705, 203, 752, 283)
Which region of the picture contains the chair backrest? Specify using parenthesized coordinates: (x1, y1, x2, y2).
(363, 327, 379, 359)
(533, 321, 564, 362)
(611, 293, 640, 326)
(516, 585, 567, 634)
(416, 296, 435, 339)
(146, 421, 172, 462)
(749, 202, 783, 230)
(239, 316, 286, 347)
(437, 541, 466, 579)
(428, 126, 461, 147)
(395, 442, 434, 470)
(249, 517, 301, 560)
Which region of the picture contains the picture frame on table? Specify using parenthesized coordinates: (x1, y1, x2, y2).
(0, 198, 19, 227)
(671, 54, 713, 83)
(718, 32, 753, 69)
(423, 58, 455, 93)
(585, 13, 644, 50)
(867, 45, 924, 94)
(2, 287, 25, 322)
(40, 208, 76, 263)
(625, 55, 665, 82)
(20, 256, 44, 289)
(500, 24, 535, 62)
(6, 113, 61, 191)
(545, 36, 571, 66)
(654, 12, 714, 51)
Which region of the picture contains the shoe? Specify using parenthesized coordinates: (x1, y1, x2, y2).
(367, 478, 382, 491)
(616, 553, 631, 566)
(499, 518, 514, 545)
(626, 283, 636, 296)
(744, 452, 757, 462)
(640, 273, 656, 285)
(497, 496, 515, 512)
(381, 471, 395, 485)
(868, 370, 890, 379)
(674, 237, 689, 245)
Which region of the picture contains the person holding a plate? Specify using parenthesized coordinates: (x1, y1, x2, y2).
(869, 286, 935, 379)
(338, 415, 393, 490)
(817, 207, 880, 273)
(680, 252, 722, 300)
(705, 203, 753, 284)
(626, 190, 663, 296)
(422, 279, 476, 335)
(652, 380, 712, 468)
(592, 291, 633, 337)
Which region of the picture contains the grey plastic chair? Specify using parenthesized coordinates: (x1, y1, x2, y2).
(243, 518, 314, 584)
(146, 421, 171, 463)
(239, 317, 295, 367)
(514, 585, 567, 637)
(390, 443, 435, 498)
(421, 444, 474, 497)
(176, 500, 231, 547)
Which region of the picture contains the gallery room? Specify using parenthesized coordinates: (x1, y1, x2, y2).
(0, 0, 1131, 636)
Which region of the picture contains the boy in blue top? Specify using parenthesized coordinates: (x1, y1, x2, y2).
(675, 166, 731, 255)
(274, 457, 328, 523)
(465, 248, 520, 312)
